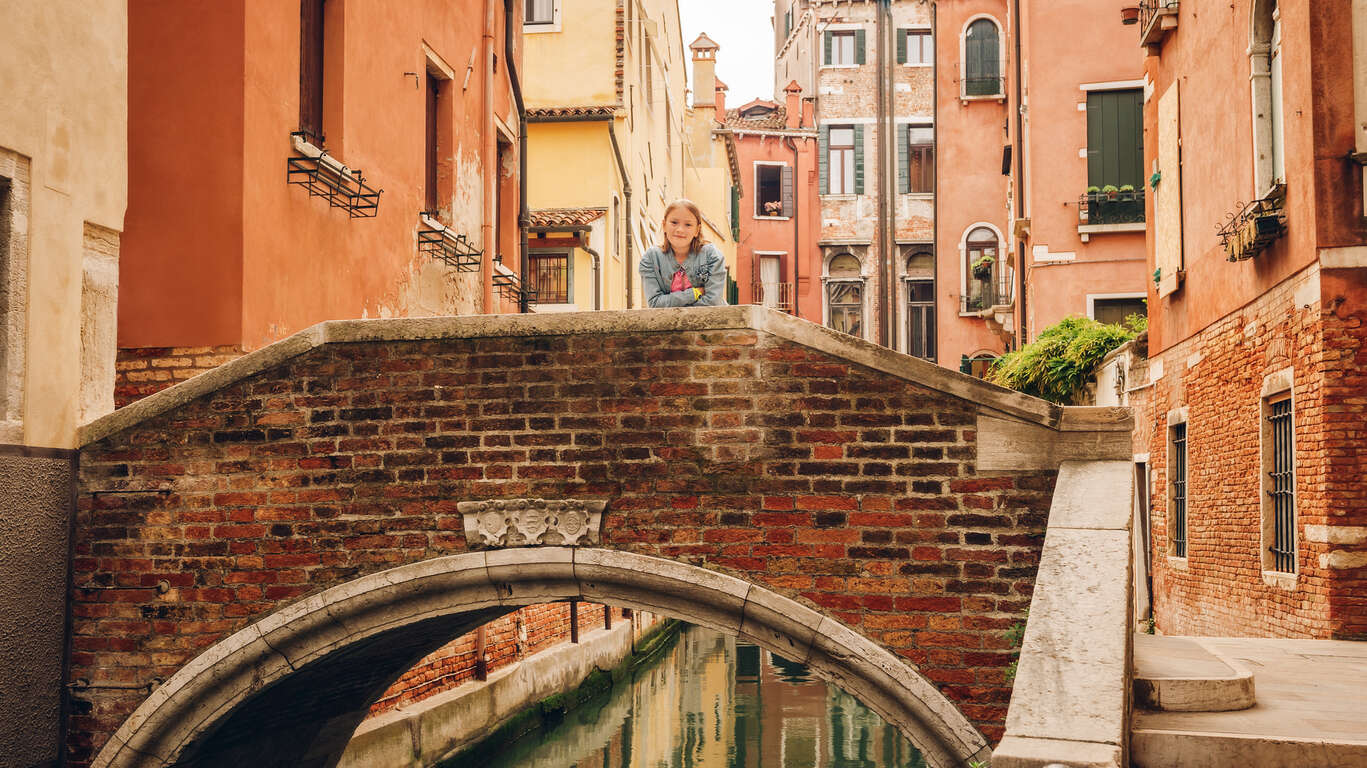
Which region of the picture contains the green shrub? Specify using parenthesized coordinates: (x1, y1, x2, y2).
(987, 315, 1140, 404)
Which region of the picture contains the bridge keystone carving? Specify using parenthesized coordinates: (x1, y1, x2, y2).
(458, 498, 606, 548)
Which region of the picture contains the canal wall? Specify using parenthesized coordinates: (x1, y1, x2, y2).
(337, 610, 666, 768)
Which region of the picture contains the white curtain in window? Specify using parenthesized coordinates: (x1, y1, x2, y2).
(760, 256, 781, 308)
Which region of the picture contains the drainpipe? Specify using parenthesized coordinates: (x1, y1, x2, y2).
(607, 121, 633, 308)
(1012, 0, 1026, 347)
(506, 0, 529, 313)
(579, 227, 603, 310)
(481, 0, 497, 313)
(876, 0, 893, 347)
(1355, 0, 1367, 216)
(786, 135, 801, 317)
(931, 1, 939, 363)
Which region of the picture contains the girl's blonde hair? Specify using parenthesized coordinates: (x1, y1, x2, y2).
(658, 199, 710, 257)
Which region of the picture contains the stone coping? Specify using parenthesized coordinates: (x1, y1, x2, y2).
(80, 306, 1128, 447)
(993, 460, 1135, 768)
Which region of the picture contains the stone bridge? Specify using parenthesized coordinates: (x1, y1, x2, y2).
(69, 307, 1130, 768)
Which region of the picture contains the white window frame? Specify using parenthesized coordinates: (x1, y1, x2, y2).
(1249, 0, 1285, 196)
(821, 249, 868, 341)
(899, 245, 936, 359)
(956, 222, 1006, 316)
(902, 25, 934, 68)
(827, 126, 856, 196)
(959, 14, 1005, 101)
(754, 250, 788, 309)
(523, 0, 561, 33)
(1165, 406, 1190, 566)
(1258, 368, 1297, 588)
(823, 24, 862, 69)
(753, 161, 791, 220)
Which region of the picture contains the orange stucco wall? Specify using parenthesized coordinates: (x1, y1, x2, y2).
(123, 0, 522, 351)
(733, 128, 821, 323)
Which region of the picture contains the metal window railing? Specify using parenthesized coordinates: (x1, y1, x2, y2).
(752, 281, 795, 313)
(960, 273, 1012, 313)
(1140, 0, 1180, 46)
(1170, 422, 1188, 558)
(1268, 399, 1296, 573)
(1079, 190, 1146, 225)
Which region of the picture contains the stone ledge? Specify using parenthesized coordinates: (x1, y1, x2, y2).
(79, 307, 1105, 447)
(1132, 635, 1256, 713)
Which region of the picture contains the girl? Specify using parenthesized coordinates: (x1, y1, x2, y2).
(639, 199, 727, 307)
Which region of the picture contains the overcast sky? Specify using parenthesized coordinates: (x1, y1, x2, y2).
(677, 0, 777, 108)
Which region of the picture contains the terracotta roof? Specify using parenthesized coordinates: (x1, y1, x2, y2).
(528, 207, 607, 229)
(525, 106, 618, 121)
(723, 102, 788, 130)
(715, 77, 729, 91)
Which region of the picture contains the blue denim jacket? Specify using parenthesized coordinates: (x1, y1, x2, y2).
(639, 244, 728, 307)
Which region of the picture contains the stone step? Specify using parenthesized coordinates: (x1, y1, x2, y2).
(1130, 729, 1367, 767)
(1132, 634, 1256, 712)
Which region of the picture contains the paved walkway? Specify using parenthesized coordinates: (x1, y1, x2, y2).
(1132, 636, 1367, 766)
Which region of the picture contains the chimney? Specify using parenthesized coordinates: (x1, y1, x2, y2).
(715, 77, 729, 114)
(689, 33, 720, 111)
(784, 80, 802, 129)
(802, 97, 814, 129)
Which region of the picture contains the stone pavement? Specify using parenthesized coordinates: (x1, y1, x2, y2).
(1132, 636, 1367, 766)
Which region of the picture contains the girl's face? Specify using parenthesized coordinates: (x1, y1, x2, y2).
(665, 208, 699, 256)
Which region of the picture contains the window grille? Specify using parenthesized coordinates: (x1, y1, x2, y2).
(528, 253, 569, 304)
(1170, 422, 1188, 557)
(1267, 398, 1295, 573)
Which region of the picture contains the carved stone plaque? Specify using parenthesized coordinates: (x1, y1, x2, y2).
(457, 499, 606, 549)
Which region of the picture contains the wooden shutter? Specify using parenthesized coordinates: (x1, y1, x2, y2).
(818, 125, 829, 194)
(781, 165, 794, 217)
(425, 74, 439, 212)
(730, 184, 740, 240)
(824, 31, 833, 65)
(853, 125, 864, 194)
(1087, 89, 1144, 187)
(897, 125, 909, 193)
(855, 29, 866, 65)
(1156, 82, 1183, 297)
(299, 0, 324, 141)
(897, 29, 907, 64)
(965, 20, 999, 95)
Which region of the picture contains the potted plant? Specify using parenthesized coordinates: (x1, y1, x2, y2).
(1118, 183, 1135, 196)
(763, 200, 782, 216)
(971, 254, 995, 280)
(1086, 186, 1101, 196)
(1121, 5, 1141, 24)
(1102, 184, 1120, 200)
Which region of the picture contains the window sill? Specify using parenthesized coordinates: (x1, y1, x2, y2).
(1261, 570, 1297, 590)
(1078, 222, 1146, 235)
(960, 94, 1006, 103)
(531, 302, 579, 313)
(822, 193, 860, 200)
(900, 192, 934, 200)
(1166, 555, 1189, 571)
(754, 215, 792, 221)
(901, 63, 933, 68)
(523, 22, 561, 34)
(821, 64, 861, 70)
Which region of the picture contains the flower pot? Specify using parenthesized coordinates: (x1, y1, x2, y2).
(1121, 5, 1140, 24)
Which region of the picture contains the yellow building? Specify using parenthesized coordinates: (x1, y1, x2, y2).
(522, 0, 735, 310)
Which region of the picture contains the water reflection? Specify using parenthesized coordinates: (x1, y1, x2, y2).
(443, 623, 925, 768)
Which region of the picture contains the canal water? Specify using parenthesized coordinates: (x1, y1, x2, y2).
(445, 623, 926, 768)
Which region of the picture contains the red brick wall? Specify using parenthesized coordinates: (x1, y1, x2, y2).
(114, 346, 243, 408)
(368, 602, 618, 714)
(71, 328, 1057, 763)
(1321, 267, 1367, 638)
(1143, 263, 1366, 639)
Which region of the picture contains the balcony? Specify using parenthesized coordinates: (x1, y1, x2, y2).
(751, 281, 795, 313)
(962, 275, 1016, 344)
(1139, 0, 1179, 49)
(1218, 193, 1287, 262)
(1078, 190, 1146, 237)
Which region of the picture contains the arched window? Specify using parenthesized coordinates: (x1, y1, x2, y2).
(963, 19, 1001, 97)
(826, 252, 864, 338)
(1250, 0, 1284, 194)
(905, 251, 935, 359)
(964, 228, 999, 311)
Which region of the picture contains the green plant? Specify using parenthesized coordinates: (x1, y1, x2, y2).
(1003, 608, 1029, 685)
(1085, 185, 1101, 195)
(987, 316, 1139, 404)
(1101, 184, 1119, 196)
(1118, 183, 1136, 193)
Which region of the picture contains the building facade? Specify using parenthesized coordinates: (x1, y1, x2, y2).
(523, 0, 734, 312)
(0, 1, 128, 762)
(1137, 0, 1367, 638)
(116, 0, 526, 406)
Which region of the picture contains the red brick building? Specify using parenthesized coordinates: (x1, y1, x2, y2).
(1137, 0, 1367, 639)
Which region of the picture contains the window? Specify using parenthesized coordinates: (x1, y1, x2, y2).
(754, 164, 792, 217)
(825, 30, 863, 66)
(826, 253, 863, 337)
(756, 254, 786, 309)
(525, 0, 554, 25)
(961, 353, 997, 378)
(528, 252, 569, 304)
(1090, 296, 1146, 327)
(963, 227, 999, 311)
(1260, 369, 1296, 577)
(1168, 418, 1188, 558)
(1251, 0, 1285, 193)
(299, 0, 325, 144)
(905, 251, 935, 360)
(899, 29, 933, 65)
(1086, 89, 1144, 190)
(899, 124, 934, 194)
(963, 18, 1001, 97)
(823, 126, 860, 195)
(425, 72, 441, 213)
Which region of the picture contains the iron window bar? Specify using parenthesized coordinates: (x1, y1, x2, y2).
(286, 132, 382, 218)
(1268, 398, 1296, 573)
(492, 258, 536, 306)
(1079, 190, 1146, 225)
(1171, 422, 1188, 558)
(417, 213, 482, 272)
(1217, 192, 1287, 262)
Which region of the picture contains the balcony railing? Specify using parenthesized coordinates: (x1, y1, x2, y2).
(1139, 0, 1179, 48)
(960, 276, 1012, 314)
(1079, 190, 1146, 226)
(751, 281, 795, 313)
(1217, 193, 1287, 262)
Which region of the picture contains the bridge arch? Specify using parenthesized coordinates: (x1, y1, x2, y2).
(92, 548, 991, 768)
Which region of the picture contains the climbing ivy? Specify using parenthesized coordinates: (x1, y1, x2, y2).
(987, 315, 1144, 405)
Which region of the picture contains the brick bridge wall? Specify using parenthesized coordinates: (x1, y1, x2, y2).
(68, 311, 1105, 765)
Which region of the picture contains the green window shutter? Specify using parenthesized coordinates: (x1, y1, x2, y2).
(818, 125, 830, 194)
(730, 184, 740, 240)
(854, 124, 864, 194)
(965, 20, 1000, 95)
(898, 125, 910, 194)
(855, 29, 866, 65)
(897, 29, 907, 64)
(1087, 89, 1144, 187)
(824, 31, 833, 65)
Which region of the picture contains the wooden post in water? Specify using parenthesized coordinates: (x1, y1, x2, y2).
(570, 600, 580, 643)
(474, 624, 488, 681)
